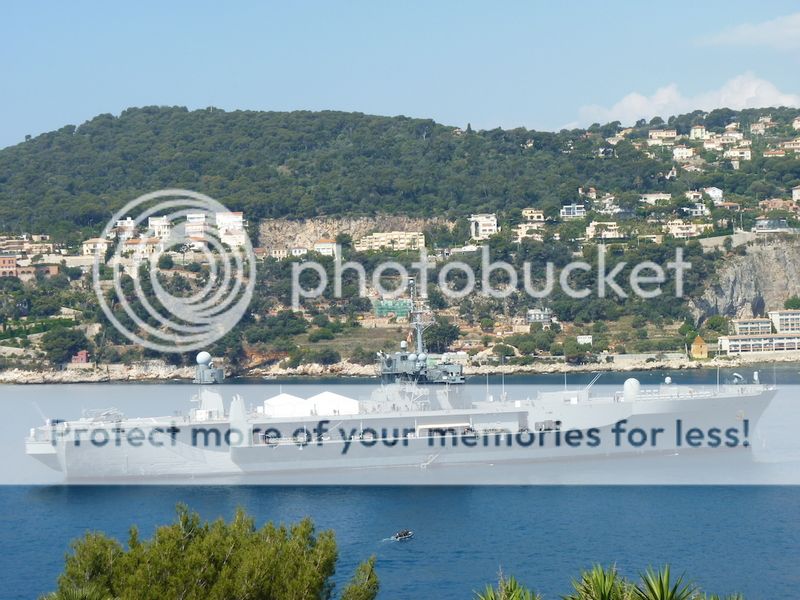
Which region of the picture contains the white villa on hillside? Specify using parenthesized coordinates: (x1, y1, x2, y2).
(521, 208, 545, 222)
(469, 214, 499, 240)
(559, 204, 586, 220)
(82, 238, 110, 256)
(585, 221, 623, 240)
(703, 187, 724, 204)
(673, 146, 695, 161)
(689, 125, 709, 140)
(313, 239, 338, 258)
(662, 220, 713, 239)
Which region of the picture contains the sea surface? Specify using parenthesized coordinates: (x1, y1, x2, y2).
(2, 367, 800, 599)
(1, 486, 799, 599)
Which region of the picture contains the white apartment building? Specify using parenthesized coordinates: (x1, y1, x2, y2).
(719, 334, 800, 355)
(732, 318, 773, 336)
(718, 310, 800, 355)
(792, 185, 800, 203)
(469, 214, 500, 240)
(354, 231, 425, 252)
(768, 310, 800, 334)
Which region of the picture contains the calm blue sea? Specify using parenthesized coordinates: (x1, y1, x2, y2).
(1, 486, 799, 599)
(3, 368, 800, 599)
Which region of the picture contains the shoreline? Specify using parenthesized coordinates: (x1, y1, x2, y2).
(1, 353, 798, 384)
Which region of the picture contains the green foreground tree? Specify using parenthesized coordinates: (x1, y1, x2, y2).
(42, 505, 378, 600)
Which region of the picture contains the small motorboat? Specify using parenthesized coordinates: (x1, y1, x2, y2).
(392, 529, 414, 541)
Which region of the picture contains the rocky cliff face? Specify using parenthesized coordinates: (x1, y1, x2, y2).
(690, 237, 800, 321)
(259, 216, 454, 249)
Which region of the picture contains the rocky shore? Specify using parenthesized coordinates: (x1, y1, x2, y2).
(2, 352, 798, 384)
(0, 363, 195, 384)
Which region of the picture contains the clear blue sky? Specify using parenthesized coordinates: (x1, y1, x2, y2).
(2, 0, 799, 149)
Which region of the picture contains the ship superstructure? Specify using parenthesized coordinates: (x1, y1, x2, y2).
(377, 279, 465, 384)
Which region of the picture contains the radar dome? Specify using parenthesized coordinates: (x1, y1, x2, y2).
(407, 353, 418, 362)
(664, 376, 672, 385)
(196, 351, 212, 366)
(623, 378, 640, 402)
(400, 341, 408, 350)
(418, 353, 427, 362)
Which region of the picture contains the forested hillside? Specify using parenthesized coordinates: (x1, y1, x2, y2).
(1, 105, 799, 240)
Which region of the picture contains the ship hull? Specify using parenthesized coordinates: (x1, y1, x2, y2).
(45, 389, 774, 481)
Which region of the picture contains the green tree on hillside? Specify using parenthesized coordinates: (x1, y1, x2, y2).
(424, 318, 461, 353)
(40, 327, 89, 365)
(784, 296, 800, 309)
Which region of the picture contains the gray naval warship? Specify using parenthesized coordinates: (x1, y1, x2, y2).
(25, 352, 776, 481)
(376, 280, 465, 384)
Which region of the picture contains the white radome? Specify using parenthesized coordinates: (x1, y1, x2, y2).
(623, 378, 640, 402)
(196, 351, 212, 366)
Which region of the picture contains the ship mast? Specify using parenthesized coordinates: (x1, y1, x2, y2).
(408, 278, 434, 355)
